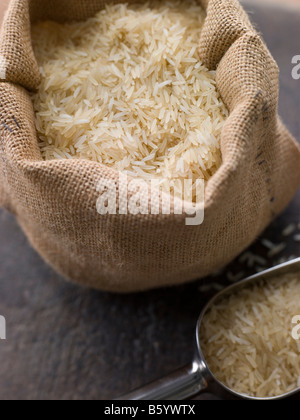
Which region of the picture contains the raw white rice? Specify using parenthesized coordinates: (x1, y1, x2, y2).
(282, 224, 296, 237)
(267, 242, 287, 258)
(200, 272, 300, 398)
(31, 1, 228, 191)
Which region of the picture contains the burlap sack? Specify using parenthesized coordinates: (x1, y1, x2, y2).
(0, 0, 299, 292)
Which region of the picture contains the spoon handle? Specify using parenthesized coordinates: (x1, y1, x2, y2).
(115, 361, 208, 400)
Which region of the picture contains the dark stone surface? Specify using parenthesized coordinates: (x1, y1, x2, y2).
(0, 2, 299, 400)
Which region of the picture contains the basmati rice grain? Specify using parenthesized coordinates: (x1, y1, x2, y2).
(200, 272, 300, 398)
(31, 1, 228, 197)
(267, 242, 287, 258)
(282, 224, 296, 237)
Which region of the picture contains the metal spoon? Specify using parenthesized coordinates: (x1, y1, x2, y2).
(117, 258, 300, 400)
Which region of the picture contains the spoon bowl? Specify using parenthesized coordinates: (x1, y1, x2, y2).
(117, 258, 300, 400)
